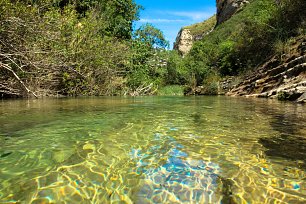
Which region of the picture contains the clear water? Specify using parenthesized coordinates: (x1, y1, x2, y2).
(0, 96, 305, 203)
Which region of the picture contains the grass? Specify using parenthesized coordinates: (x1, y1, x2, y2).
(184, 15, 216, 37)
(157, 85, 184, 96)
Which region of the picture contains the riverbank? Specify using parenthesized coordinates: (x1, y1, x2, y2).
(173, 0, 305, 103)
(226, 35, 306, 103)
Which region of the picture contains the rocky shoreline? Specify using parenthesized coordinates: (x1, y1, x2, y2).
(226, 37, 306, 103)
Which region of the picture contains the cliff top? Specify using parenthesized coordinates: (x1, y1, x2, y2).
(184, 15, 216, 38)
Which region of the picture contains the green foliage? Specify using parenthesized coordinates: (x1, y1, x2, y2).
(201, 71, 220, 95)
(184, 15, 216, 37)
(184, 0, 306, 90)
(157, 85, 184, 96)
(164, 51, 189, 85)
(277, 91, 289, 101)
(32, 0, 141, 39)
(99, 0, 141, 39)
(126, 24, 170, 93)
(39, 5, 133, 95)
(0, 0, 140, 97)
(277, 91, 301, 101)
(127, 40, 168, 91)
(273, 38, 294, 57)
(134, 23, 169, 49)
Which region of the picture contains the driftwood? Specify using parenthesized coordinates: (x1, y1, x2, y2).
(129, 83, 156, 96)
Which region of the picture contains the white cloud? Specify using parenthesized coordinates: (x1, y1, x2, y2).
(167, 10, 215, 21)
(139, 18, 186, 23)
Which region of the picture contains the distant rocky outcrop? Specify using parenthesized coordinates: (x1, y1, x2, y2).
(174, 15, 216, 56)
(174, 0, 251, 55)
(173, 29, 193, 56)
(174, 0, 250, 55)
(227, 36, 306, 103)
(216, 0, 250, 25)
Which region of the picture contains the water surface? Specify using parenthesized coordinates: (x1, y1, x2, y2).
(0, 96, 305, 203)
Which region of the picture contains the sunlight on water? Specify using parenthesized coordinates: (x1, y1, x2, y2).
(0, 96, 305, 203)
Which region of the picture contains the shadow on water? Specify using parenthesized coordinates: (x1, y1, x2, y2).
(258, 104, 306, 168)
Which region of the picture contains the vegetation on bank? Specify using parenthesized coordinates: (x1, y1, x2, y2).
(179, 0, 305, 94)
(0, 0, 305, 98)
(0, 0, 173, 97)
(157, 85, 184, 96)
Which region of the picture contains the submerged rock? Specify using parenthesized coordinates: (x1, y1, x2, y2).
(134, 150, 223, 203)
(258, 104, 306, 168)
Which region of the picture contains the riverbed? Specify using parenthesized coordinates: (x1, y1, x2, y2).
(0, 96, 305, 203)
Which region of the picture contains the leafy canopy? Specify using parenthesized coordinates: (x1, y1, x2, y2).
(134, 23, 169, 49)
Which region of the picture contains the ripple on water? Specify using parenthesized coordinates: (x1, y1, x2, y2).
(0, 97, 305, 203)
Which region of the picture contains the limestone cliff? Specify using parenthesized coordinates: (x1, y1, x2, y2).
(174, 15, 216, 56)
(216, 0, 250, 25)
(173, 29, 193, 56)
(174, 0, 249, 55)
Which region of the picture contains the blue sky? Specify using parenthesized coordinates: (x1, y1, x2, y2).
(134, 0, 216, 48)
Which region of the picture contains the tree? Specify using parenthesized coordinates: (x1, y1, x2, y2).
(23, 0, 141, 39)
(100, 0, 141, 39)
(134, 23, 169, 49)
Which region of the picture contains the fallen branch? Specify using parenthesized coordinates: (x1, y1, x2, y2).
(0, 63, 38, 98)
(130, 83, 154, 96)
(0, 53, 25, 72)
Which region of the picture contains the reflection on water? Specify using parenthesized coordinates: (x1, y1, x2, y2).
(0, 96, 305, 203)
(258, 106, 306, 168)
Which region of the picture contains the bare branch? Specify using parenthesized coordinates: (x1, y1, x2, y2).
(130, 83, 154, 96)
(0, 54, 25, 72)
(0, 63, 38, 98)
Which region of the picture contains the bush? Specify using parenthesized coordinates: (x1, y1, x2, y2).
(0, 0, 148, 97)
(164, 51, 189, 85)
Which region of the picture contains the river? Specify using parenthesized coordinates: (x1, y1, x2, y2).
(0, 96, 305, 203)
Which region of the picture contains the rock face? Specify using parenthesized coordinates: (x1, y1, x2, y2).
(173, 29, 193, 56)
(218, 76, 236, 94)
(173, 16, 216, 56)
(216, 0, 249, 25)
(174, 0, 249, 56)
(227, 37, 306, 103)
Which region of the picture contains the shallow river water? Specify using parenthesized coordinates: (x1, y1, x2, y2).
(0, 96, 305, 203)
